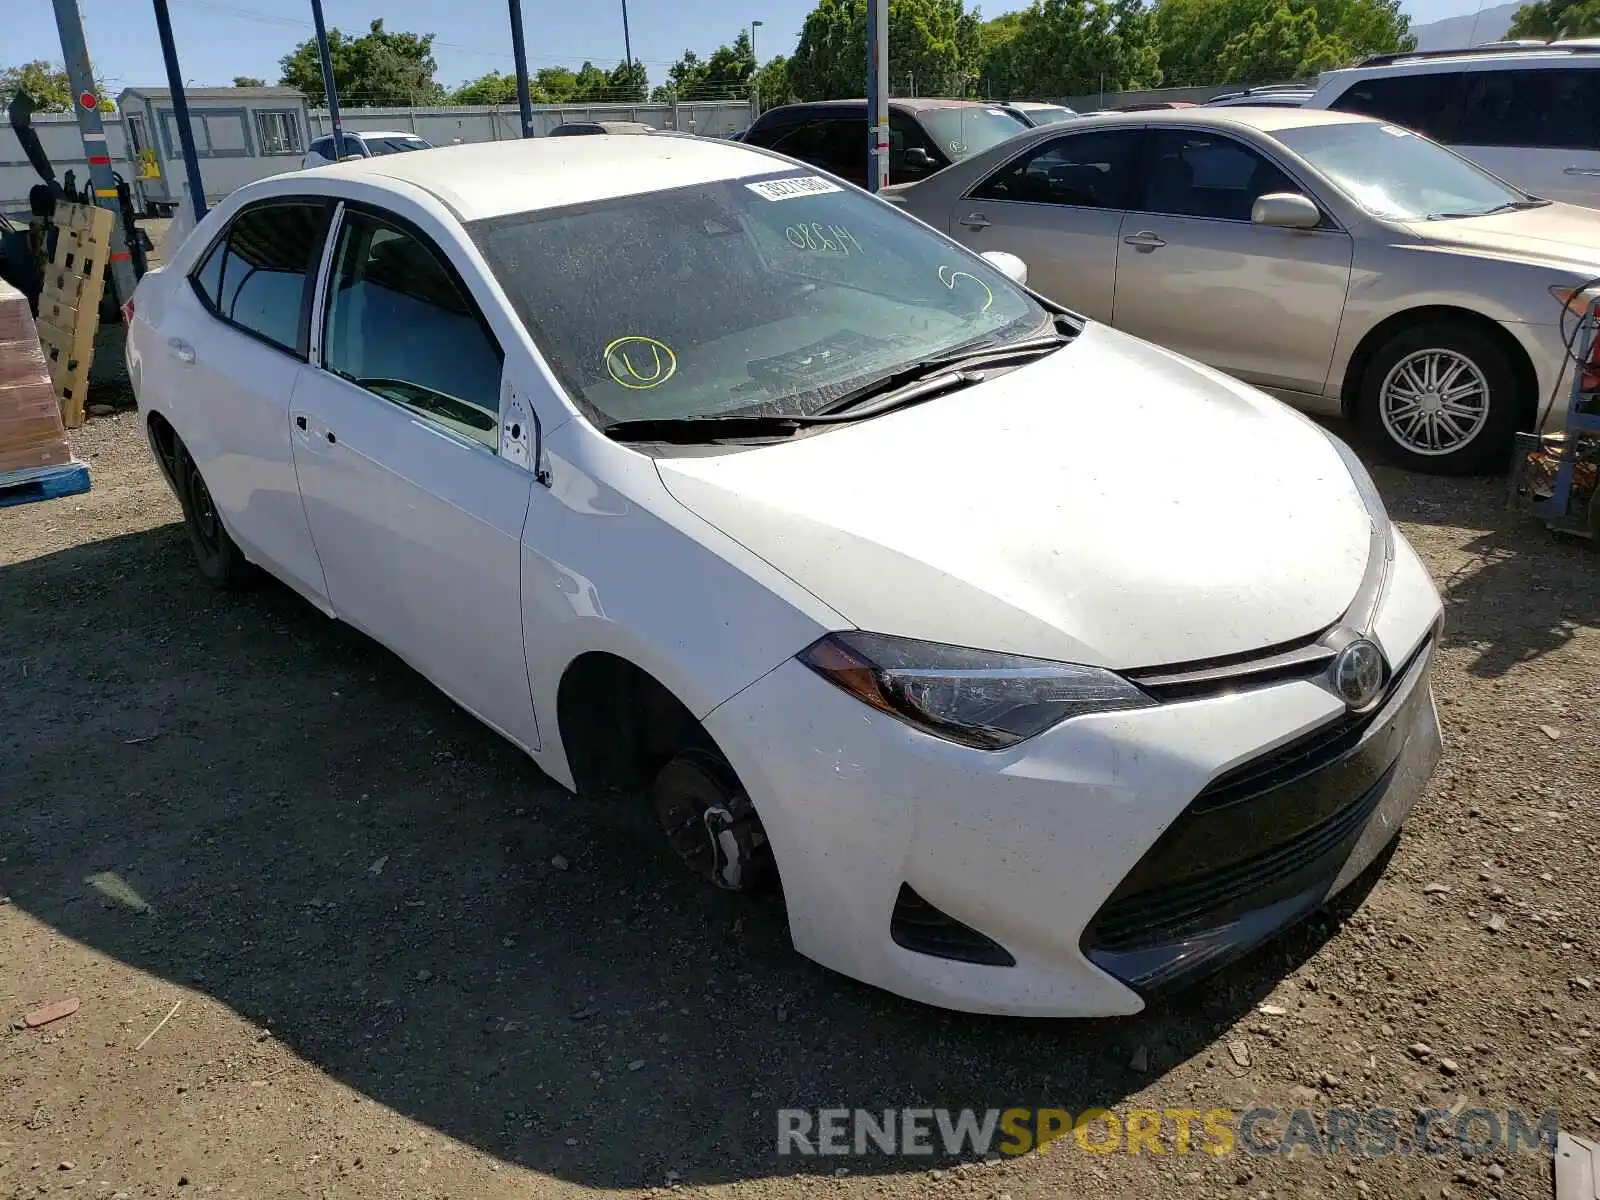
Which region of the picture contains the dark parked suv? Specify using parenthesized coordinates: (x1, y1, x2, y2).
(740, 99, 1029, 187)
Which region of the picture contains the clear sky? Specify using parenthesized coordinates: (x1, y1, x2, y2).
(14, 0, 1470, 96)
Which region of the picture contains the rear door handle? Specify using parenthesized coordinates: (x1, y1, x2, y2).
(295, 415, 308, 431)
(959, 212, 991, 229)
(167, 337, 195, 364)
(1123, 230, 1166, 250)
(1564, 166, 1600, 177)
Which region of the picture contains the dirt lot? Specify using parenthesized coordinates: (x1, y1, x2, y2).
(2, 415, 1596, 1200)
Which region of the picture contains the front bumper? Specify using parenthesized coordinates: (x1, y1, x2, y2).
(705, 530, 1444, 1018)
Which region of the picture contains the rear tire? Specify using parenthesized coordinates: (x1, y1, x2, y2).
(1356, 321, 1520, 475)
(175, 446, 255, 589)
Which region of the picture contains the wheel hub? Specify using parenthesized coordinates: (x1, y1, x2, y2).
(652, 750, 770, 892)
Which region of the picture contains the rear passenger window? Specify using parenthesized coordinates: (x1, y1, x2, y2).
(190, 201, 326, 355)
(321, 210, 504, 450)
(1328, 73, 1462, 141)
(1456, 69, 1600, 150)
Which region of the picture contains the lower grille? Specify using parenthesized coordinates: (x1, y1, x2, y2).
(891, 885, 1015, 967)
(1081, 632, 1435, 993)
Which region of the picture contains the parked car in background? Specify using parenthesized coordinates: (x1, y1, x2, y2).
(887, 106, 1597, 473)
(1108, 101, 1199, 111)
(1303, 43, 1600, 206)
(739, 99, 1029, 187)
(997, 101, 1079, 126)
(123, 132, 1444, 1018)
(1206, 85, 1315, 107)
(548, 121, 656, 136)
(301, 130, 432, 170)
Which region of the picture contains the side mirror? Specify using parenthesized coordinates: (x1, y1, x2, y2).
(903, 147, 934, 170)
(1252, 192, 1321, 230)
(981, 250, 1028, 287)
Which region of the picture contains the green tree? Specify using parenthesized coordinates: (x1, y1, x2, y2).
(535, 67, 581, 101)
(790, 0, 984, 101)
(1215, 0, 1347, 82)
(654, 31, 758, 101)
(607, 59, 650, 101)
(1507, 0, 1600, 36)
(0, 60, 114, 112)
(1153, 0, 1410, 86)
(754, 55, 796, 109)
(570, 61, 612, 101)
(232, 75, 266, 87)
(278, 19, 445, 107)
(979, 0, 1161, 99)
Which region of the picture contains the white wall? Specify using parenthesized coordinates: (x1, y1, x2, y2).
(1, 113, 135, 215)
(309, 100, 756, 144)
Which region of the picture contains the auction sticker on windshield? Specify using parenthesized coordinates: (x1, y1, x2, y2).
(747, 175, 842, 202)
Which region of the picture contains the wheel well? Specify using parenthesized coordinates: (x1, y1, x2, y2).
(145, 410, 182, 489)
(556, 652, 711, 795)
(1339, 306, 1538, 431)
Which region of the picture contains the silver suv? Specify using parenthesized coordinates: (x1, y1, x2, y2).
(1303, 43, 1600, 206)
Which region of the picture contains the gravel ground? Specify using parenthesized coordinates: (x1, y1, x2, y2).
(1, 415, 1596, 1200)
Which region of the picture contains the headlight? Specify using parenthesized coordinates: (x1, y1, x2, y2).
(797, 631, 1154, 750)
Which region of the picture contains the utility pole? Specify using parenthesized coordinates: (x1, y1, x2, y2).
(150, 0, 206, 224)
(50, 0, 137, 306)
(309, 0, 344, 157)
(621, 0, 634, 81)
(508, 0, 535, 136)
(865, 0, 889, 192)
(750, 19, 763, 118)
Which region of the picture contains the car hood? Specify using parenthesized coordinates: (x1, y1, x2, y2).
(1401, 202, 1600, 273)
(655, 323, 1374, 671)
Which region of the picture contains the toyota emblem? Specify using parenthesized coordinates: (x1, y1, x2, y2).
(1331, 638, 1386, 710)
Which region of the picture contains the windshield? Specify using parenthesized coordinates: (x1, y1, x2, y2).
(367, 136, 431, 155)
(918, 106, 1030, 160)
(470, 172, 1048, 426)
(1273, 121, 1528, 220)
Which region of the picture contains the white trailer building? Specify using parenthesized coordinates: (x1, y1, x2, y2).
(117, 86, 311, 214)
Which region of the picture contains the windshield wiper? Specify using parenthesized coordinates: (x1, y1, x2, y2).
(1427, 198, 1550, 219)
(814, 318, 1076, 418)
(602, 370, 986, 444)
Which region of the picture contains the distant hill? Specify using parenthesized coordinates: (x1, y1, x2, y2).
(1409, 1, 1523, 49)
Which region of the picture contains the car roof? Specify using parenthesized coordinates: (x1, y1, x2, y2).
(1006, 101, 1071, 110)
(349, 130, 421, 139)
(1325, 41, 1600, 78)
(757, 97, 999, 118)
(297, 132, 789, 221)
(1040, 106, 1371, 135)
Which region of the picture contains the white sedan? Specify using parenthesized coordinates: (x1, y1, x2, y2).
(124, 133, 1444, 1017)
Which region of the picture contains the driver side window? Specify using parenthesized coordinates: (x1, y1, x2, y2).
(321, 209, 504, 450)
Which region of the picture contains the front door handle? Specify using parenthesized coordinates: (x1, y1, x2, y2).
(167, 337, 195, 364)
(1123, 230, 1166, 251)
(959, 212, 991, 229)
(1564, 166, 1600, 177)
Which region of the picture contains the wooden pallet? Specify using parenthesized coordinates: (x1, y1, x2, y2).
(0, 460, 91, 509)
(35, 202, 115, 429)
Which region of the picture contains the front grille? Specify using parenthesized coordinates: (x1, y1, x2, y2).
(891, 884, 1016, 967)
(1080, 632, 1434, 991)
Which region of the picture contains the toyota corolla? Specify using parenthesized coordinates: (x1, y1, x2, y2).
(124, 133, 1444, 1017)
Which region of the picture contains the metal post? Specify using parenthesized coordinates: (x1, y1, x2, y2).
(750, 20, 763, 118)
(309, 0, 344, 156)
(52, 0, 138, 304)
(621, 0, 634, 79)
(508, 0, 535, 137)
(865, 0, 889, 192)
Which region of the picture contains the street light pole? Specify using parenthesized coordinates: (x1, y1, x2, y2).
(621, 0, 633, 78)
(865, 0, 889, 192)
(309, 0, 344, 156)
(750, 19, 763, 117)
(508, 0, 535, 136)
